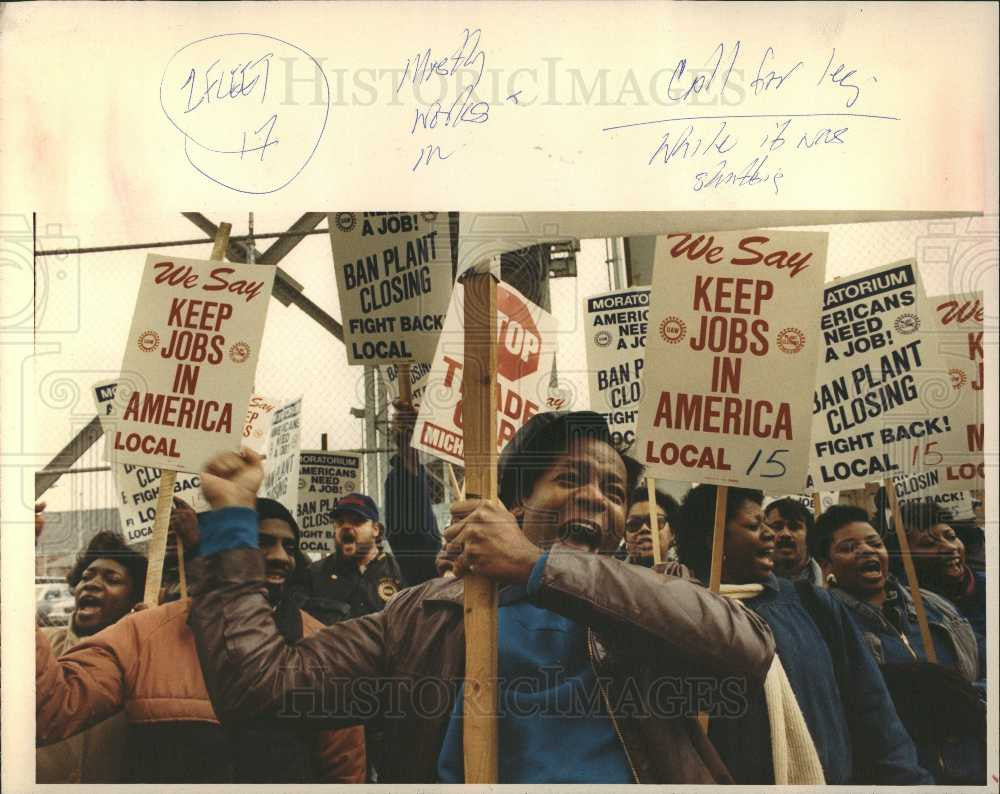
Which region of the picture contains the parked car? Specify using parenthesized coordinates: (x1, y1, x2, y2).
(36, 581, 75, 626)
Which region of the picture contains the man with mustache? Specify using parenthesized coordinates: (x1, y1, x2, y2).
(184, 411, 777, 784)
(35, 497, 365, 784)
(301, 491, 404, 782)
(302, 492, 405, 625)
(674, 484, 929, 785)
(764, 498, 824, 587)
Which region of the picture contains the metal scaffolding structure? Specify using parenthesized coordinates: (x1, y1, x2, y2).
(34, 213, 585, 512)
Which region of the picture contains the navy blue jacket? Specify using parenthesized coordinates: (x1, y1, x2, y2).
(831, 578, 985, 784)
(711, 575, 929, 785)
(951, 569, 987, 655)
(831, 577, 981, 684)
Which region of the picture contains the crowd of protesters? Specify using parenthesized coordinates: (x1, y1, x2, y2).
(34, 405, 987, 784)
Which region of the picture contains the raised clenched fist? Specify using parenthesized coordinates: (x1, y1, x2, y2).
(200, 447, 264, 511)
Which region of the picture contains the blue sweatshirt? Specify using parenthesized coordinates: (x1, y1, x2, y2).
(436, 553, 631, 783)
(195, 513, 632, 784)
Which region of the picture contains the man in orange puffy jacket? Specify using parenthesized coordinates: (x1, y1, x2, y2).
(36, 497, 365, 784)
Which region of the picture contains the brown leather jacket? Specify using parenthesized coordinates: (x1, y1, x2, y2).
(189, 547, 775, 784)
(36, 599, 365, 783)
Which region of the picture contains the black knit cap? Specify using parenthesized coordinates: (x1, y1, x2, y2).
(256, 497, 300, 543)
(497, 410, 639, 508)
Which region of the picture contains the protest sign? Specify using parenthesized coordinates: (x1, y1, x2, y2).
(103, 253, 275, 473)
(763, 491, 838, 516)
(807, 261, 969, 492)
(329, 211, 454, 365)
(890, 293, 985, 499)
(411, 281, 559, 466)
(380, 362, 432, 406)
(296, 450, 362, 556)
(635, 230, 827, 491)
(95, 380, 209, 545)
(584, 287, 650, 449)
(896, 489, 976, 522)
(242, 393, 282, 454)
(261, 398, 302, 514)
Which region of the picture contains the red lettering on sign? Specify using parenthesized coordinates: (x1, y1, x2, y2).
(496, 285, 542, 381)
(936, 298, 984, 325)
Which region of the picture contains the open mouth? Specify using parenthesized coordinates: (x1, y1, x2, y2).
(755, 546, 775, 567)
(858, 558, 883, 578)
(775, 540, 797, 555)
(942, 556, 963, 574)
(76, 594, 102, 615)
(559, 520, 603, 551)
(265, 567, 288, 584)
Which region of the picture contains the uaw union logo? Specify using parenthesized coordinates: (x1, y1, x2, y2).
(343, 480, 356, 492)
(950, 368, 967, 390)
(377, 577, 399, 602)
(659, 316, 686, 344)
(137, 330, 160, 352)
(776, 327, 806, 354)
(229, 341, 251, 363)
(894, 313, 920, 335)
(334, 212, 357, 233)
(594, 330, 613, 347)
(420, 212, 438, 223)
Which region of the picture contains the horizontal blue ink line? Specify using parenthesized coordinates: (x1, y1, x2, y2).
(602, 112, 901, 132)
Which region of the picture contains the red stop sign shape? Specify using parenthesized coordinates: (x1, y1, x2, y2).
(496, 285, 542, 381)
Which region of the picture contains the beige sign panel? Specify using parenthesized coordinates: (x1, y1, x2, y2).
(103, 254, 275, 473)
(261, 397, 303, 515)
(329, 212, 453, 365)
(808, 261, 969, 492)
(296, 450, 363, 557)
(889, 293, 986, 498)
(95, 380, 210, 545)
(584, 287, 650, 450)
(636, 229, 827, 492)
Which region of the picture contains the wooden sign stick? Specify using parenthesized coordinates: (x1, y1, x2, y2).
(176, 533, 188, 599)
(398, 362, 412, 404)
(142, 223, 231, 605)
(707, 485, 730, 592)
(699, 484, 730, 732)
(647, 477, 663, 565)
(812, 492, 823, 519)
(446, 463, 464, 501)
(460, 269, 499, 784)
(884, 478, 937, 663)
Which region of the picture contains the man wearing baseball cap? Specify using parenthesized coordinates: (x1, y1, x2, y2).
(302, 492, 404, 626)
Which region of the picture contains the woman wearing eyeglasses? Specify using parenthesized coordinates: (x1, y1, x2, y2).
(622, 486, 679, 566)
